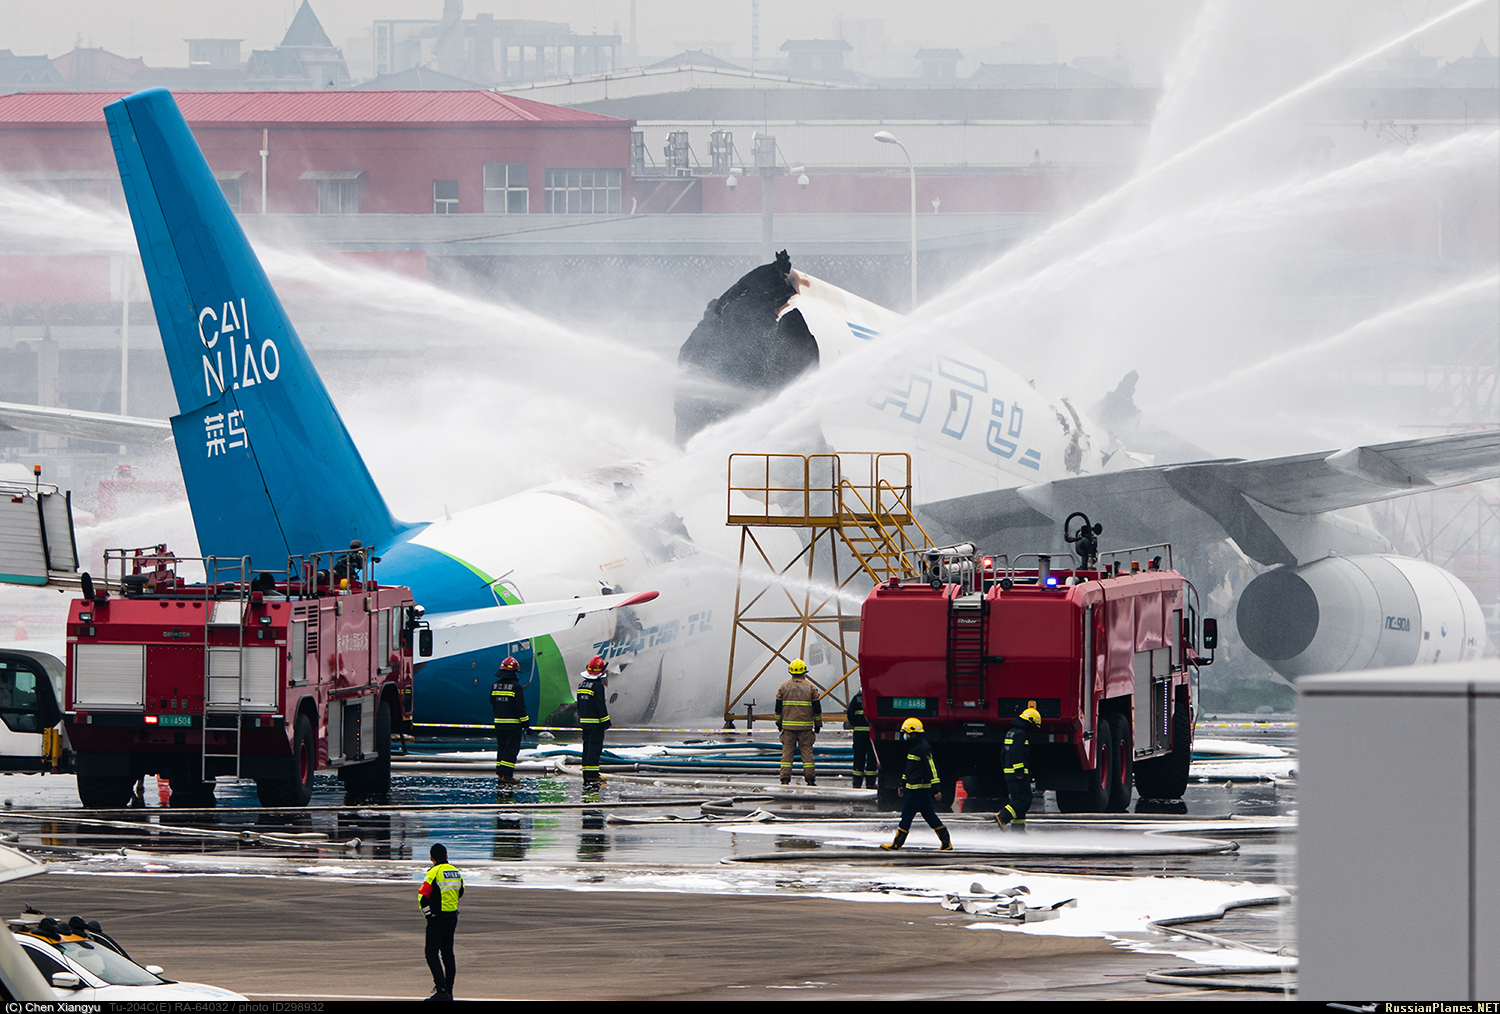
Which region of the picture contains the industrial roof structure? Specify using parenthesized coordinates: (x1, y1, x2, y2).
(0, 89, 627, 126)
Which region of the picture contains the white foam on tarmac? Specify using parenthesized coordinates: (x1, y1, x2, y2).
(721, 820, 1239, 856)
(1193, 738, 1290, 759)
(1190, 757, 1298, 780)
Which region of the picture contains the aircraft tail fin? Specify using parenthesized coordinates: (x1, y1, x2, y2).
(105, 89, 401, 562)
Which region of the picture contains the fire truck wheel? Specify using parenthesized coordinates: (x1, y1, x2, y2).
(1056, 716, 1114, 813)
(257, 714, 315, 808)
(1135, 693, 1192, 799)
(76, 775, 134, 809)
(1106, 712, 1133, 813)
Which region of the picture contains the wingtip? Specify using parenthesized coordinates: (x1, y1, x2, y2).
(621, 590, 660, 606)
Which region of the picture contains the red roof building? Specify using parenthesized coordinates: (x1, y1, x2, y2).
(0, 89, 634, 215)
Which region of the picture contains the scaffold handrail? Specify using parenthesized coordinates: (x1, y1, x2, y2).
(726, 452, 915, 526)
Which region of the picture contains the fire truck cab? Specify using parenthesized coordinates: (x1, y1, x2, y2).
(858, 517, 1212, 813)
(63, 543, 423, 809)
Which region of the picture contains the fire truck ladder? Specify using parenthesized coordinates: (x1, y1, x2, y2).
(946, 593, 988, 707)
(201, 556, 252, 784)
(722, 453, 932, 726)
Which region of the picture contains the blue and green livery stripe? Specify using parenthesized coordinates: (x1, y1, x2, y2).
(427, 547, 573, 722)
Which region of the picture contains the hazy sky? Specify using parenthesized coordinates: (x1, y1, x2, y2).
(3, 0, 1496, 80)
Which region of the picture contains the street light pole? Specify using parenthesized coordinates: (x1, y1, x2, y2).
(753, 132, 786, 263)
(874, 130, 915, 309)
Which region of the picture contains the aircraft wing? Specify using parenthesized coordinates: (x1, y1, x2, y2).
(1203, 429, 1499, 514)
(919, 430, 1500, 568)
(0, 401, 172, 447)
(425, 590, 661, 662)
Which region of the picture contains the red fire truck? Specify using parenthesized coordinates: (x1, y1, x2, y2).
(858, 515, 1215, 813)
(63, 543, 425, 809)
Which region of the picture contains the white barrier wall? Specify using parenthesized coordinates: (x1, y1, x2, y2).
(1298, 660, 1498, 1000)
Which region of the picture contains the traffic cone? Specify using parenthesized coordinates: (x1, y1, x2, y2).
(953, 777, 968, 812)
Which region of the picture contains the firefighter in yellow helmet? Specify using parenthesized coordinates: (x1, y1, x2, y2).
(881, 717, 953, 851)
(776, 658, 821, 785)
(996, 701, 1041, 830)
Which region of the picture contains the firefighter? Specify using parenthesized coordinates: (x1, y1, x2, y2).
(490, 657, 531, 786)
(882, 717, 953, 851)
(996, 701, 1041, 831)
(418, 842, 464, 1001)
(576, 656, 612, 791)
(847, 687, 876, 789)
(775, 659, 821, 785)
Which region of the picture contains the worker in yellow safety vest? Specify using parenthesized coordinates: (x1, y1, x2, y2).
(418, 842, 465, 1000)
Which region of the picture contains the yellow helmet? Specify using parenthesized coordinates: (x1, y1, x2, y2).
(900, 717, 924, 735)
(1019, 700, 1041, 726)
(788, 659, 808, 676)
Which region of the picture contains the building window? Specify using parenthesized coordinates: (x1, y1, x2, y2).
(433, 179, 459, 214)
(483, 163, 528, 213)
(301, 170, 365, 214)
(317, 181, 360, 214)
(218, 178, 242, 213)
(544, 168, 622, 214)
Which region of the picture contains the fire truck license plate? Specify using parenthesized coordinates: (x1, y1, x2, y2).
(892, 698, 927, 710)
(158, 715, 192, 727)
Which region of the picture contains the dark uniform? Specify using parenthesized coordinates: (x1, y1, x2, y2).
(776, 672, 821, 785)
(576, 674, 611, 786)
(998, 715, 1035, 828)
(418, 844, 464, 1000)
(883, 730, 952, 850)
(490, 670, 530, 784)
(848, 690, 875, 789)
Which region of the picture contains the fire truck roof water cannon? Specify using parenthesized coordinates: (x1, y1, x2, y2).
(858, 512, 1216, 815)
(64, 541, 431, 810)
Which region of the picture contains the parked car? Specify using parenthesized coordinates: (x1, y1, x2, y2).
(11, 915, 245, 1001)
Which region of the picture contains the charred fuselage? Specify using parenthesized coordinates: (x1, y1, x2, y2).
(674, 251, 820, 445)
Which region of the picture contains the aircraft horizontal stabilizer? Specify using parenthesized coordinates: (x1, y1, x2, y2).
(0, 401, 172, 447)
(425, 590, 660, 662)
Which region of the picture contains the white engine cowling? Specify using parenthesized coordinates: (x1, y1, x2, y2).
(1236, 555, 1485, 679)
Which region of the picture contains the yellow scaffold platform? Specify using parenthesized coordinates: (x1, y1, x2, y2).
(723, 452, 932, 727)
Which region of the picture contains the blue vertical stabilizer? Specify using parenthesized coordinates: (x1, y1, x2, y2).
(106, 89, 401, 561)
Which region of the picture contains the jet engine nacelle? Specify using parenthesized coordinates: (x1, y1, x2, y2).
(1236, 555, 1485, 679)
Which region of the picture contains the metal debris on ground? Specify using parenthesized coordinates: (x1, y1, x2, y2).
(941, 882, 1078, 922)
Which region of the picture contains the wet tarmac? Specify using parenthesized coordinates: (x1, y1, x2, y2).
(0, 721, 1299, 999)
